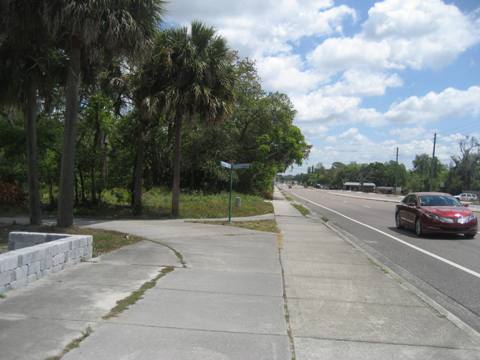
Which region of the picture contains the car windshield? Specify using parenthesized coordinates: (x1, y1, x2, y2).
(419, 195, 462, 207)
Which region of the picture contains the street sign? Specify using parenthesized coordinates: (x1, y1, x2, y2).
(232, 163, 251, 170)
(220, 161, 252, 222)
(220, 161, 231, 169)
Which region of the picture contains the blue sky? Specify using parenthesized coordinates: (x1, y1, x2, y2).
(165, 0, 480, 172)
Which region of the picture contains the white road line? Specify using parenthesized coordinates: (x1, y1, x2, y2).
(293, 192, 480, 280)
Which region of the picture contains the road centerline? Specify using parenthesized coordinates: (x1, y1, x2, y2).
(292, 192, 480, 280)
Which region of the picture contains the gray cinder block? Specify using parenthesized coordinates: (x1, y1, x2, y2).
(0, 232, 93, 294)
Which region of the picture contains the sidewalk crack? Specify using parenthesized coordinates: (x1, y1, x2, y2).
(144, 239, 187, 268)
(277, 232, 297, 360)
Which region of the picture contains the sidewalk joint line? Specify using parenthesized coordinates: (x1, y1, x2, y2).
(101, 321, 287, 338)
(286, 296, 425, 308)
(152, 287, 283, 298)
(295, 335, 480, 352)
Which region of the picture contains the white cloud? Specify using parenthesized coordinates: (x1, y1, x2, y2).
(389, 127, 427, 140)
(166, 0, 480, 170)
(308, 37, 395, 73)
(300, 128, 480, 173)
(166, 0, 358, 96)
(322, 70, 403, 97)
(256, 55, 324, 94)
(385, 86, 480, 124)
(291, 91, 386, 128)
(298, 123, 329, 139)
(309, 0, 480, 73)
(338, 127, 371, 144)
(293, 92, 359, 121)
(294, 85, 480, 132)
(289, 1, 479, 133)
(166, 0, 355, 57)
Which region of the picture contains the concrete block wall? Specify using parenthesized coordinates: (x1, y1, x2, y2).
(0, 232, 93, 294)
(8, 232, 68, 250)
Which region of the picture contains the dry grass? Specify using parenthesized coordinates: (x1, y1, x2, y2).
(0, 224, 142, 257)
(292, 203, 310, 216)
(103, 266, 174, 320)
(194, 219, 280, 233)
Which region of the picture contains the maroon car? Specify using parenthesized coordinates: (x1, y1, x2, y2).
(395, 192, 477, 238)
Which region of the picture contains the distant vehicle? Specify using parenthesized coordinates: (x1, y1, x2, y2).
(454, 193, 478, 202)
(395, 192, 477, 238)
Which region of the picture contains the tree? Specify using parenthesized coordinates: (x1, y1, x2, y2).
(158, 22, 236, 216)
(0, 1, 62, 224)
(445, 137, 480, 193)
(44, 0, 165, 226)
(410, 154, 446, 191)
(235, 92, 309, 196)
(76, 92, 115, 205)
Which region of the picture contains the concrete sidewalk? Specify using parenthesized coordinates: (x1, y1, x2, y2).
(0, 229, 180, 359)
(0, 218, 290, 359)
(3, 196, 480, 359)
(274, 188, 480, 359)
(63, 220, 289, 359)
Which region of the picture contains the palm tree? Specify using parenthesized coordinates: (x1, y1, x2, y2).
(44, 0, 165, 227)
(158, 22, 236, 217)
(0, 1, 60, 225)
(131, 96, 158, 215)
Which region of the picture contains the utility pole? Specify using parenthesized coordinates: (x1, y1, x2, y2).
(394, 147, 399, 192)
(430, 133, 437, 191)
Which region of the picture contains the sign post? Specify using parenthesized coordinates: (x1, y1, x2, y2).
(220, 161, 251, 222)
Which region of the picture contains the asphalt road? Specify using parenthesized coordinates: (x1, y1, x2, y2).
(284, 186, 480, 333)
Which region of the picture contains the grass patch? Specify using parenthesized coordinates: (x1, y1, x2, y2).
(46, 327, 92, 360)
(2, 188, 273, 220)
(194, 219, 280, 233)
(141, 188, 273, 219)
(103, 266, 174, 320)
(292, 203, 310, 216)
(78, 188, 273, 219)
(284, 194, 293, 201)
(0, 293, 5, 299)
(0, 224, 142, 257)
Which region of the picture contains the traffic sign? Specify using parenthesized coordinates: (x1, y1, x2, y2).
(232, 163, 251, 170)
(220, 161, 231, 169)
(220, 161, 252, 222)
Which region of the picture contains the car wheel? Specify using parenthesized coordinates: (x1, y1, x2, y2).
(415, 218, 423, 237)
(395, 212, 403, 229)
(465, 233, 476, 239)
